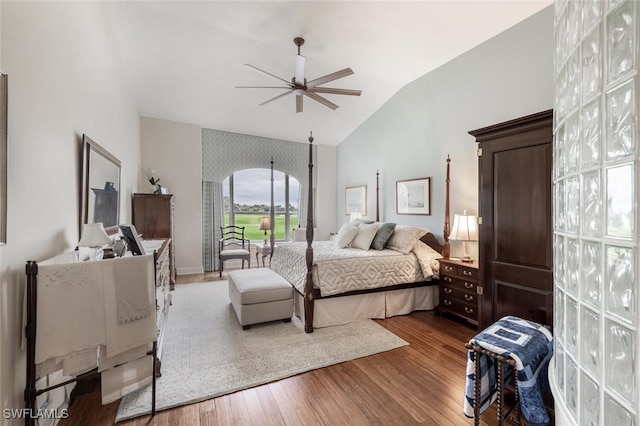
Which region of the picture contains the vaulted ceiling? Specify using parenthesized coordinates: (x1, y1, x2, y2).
(102, 1, 552, 146)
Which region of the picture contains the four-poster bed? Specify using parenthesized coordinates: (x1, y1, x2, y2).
(270, 133, 450, 333)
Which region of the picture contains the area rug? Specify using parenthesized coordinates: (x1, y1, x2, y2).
(116, 281, 408, 421)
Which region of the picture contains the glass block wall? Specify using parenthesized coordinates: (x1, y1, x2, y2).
(553, 1, 638, 425)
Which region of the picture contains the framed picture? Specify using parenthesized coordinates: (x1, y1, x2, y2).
(345, 185, 367, 215)
(119, 224, 146, 256)
(396, 177, 431, 215)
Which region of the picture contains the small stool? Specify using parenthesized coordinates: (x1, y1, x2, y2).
(463, 316, 553, 426)
(228, 269, 293, 329)
(465, 343, 520, 426)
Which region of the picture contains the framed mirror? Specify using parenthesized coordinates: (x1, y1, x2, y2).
(80, 134, 121, 235)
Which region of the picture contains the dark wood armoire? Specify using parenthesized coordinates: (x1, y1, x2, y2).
(132, 193, 176, 288)
(469, 110, 553, 330)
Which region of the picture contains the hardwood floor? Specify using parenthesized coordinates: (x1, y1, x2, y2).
(58, 270, 515, 426)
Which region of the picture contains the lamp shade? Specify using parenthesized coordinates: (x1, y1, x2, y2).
(449, 211, 478, 241)
(78, 223, 112, 247)
(259, 217, 271, 231)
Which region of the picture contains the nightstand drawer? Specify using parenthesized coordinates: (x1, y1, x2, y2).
(440, 297, 478, 321)
(458, 266, 478, 281)
(444, 277, 477, 294)
(440, 263, 458, 276)
(441, 285, 477, 305)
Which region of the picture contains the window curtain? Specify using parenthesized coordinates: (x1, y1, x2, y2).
(202, 181, 223, 272)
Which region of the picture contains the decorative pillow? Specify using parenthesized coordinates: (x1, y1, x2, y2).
(350, 223, 380, 250)
(385, 225, 429, 254)
(333, 223, 359, 248)
(370, 222, 396, 250)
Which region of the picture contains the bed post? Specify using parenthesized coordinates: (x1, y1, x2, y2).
(443, 155, 451, 258)
(269, 157, 276, 263)
(304, 132, 315, 333)
(375, 170, 380, 222)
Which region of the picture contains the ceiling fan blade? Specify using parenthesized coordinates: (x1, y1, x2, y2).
(307, 68, 354, 88)
(236, 86, 292, 89)
(244, 64, 293, 86)
(307, 87, 362, 96)
(259, 90, 293, 106)
(296, 94, 303, 113)
(304, 91, 339, 110)
(294, 54, 305, 86)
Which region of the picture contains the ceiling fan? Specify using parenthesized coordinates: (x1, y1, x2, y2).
(237, 37, 362, 113)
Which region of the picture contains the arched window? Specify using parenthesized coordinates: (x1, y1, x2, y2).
(222, 168, 300, 241)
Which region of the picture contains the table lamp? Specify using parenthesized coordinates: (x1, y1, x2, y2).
(259, 217, 271, 246)
(449, 210, 478, 263)
(78, 222, 112, 260)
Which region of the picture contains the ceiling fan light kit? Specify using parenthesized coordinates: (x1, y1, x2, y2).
(237, 37, 361, 113)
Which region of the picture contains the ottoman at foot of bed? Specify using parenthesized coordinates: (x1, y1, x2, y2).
(228, 269, 293, 329)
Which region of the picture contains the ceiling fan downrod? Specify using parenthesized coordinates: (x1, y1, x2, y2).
(293, 37, 305, 55)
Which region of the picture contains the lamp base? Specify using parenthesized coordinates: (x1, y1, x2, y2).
(461, 241, 473, 263)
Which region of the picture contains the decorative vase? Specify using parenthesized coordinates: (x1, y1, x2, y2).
(153, 184, 162, 194)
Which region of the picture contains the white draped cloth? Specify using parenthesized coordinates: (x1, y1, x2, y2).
(34, 253, 157, 404)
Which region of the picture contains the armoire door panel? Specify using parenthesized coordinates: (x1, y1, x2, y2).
(493, 279, 553, 327)
(492, 144, 552, 269)
(491, 262, 552, 291)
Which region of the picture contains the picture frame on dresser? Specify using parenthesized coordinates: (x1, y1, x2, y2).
(119, 224, 145, 256)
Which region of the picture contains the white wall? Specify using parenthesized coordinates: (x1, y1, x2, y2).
(140, 117, 203, 275)
(315, 144, 337, 238)
(1, 2, 141, 418)
(337, 6, 554, 259)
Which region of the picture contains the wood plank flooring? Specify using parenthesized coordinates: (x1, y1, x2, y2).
(58, 271, 515, 425)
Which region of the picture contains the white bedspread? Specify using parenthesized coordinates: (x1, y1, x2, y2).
(271, 240, 441, 296)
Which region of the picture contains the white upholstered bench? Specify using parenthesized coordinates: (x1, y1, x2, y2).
(228, 269, 293, 330)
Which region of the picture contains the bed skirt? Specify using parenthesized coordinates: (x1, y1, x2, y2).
(293, 286, 439, 329)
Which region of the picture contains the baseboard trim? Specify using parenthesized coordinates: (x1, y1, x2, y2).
(176, 266, 205, 276)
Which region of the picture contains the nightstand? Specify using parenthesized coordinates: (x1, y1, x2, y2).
(255, 244, 276, 268)
(437, 258, 479, 328)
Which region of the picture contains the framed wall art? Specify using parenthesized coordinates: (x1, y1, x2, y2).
(396, 177, 430, 215)
(345, 185, 367, 216)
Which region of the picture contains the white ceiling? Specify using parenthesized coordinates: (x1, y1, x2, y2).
(102, 1, 552, 146)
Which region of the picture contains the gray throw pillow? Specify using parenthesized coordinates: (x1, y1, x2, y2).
(370, 222, 396, 250)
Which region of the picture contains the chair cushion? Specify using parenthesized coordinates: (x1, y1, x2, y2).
(221, 249, 250, 256)
(228, 269, 292, 305)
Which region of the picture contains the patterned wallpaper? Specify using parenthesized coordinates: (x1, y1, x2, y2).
(202, 128, 317, 187)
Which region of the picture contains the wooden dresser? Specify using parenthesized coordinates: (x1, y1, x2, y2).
(132, 193, 176, 289)
(437, 258, 479, 328)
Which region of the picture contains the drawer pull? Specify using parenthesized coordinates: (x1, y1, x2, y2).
(444, 299, 452, 306)
(444, 265, 454, 272)
(464, 307, 474, 314)
(444, 276, 452, 283)
(464, 282, 474, 289)
(464, 294, 474, 302)
(444, 288, 452, 294)
(463, 270, 473, 277)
